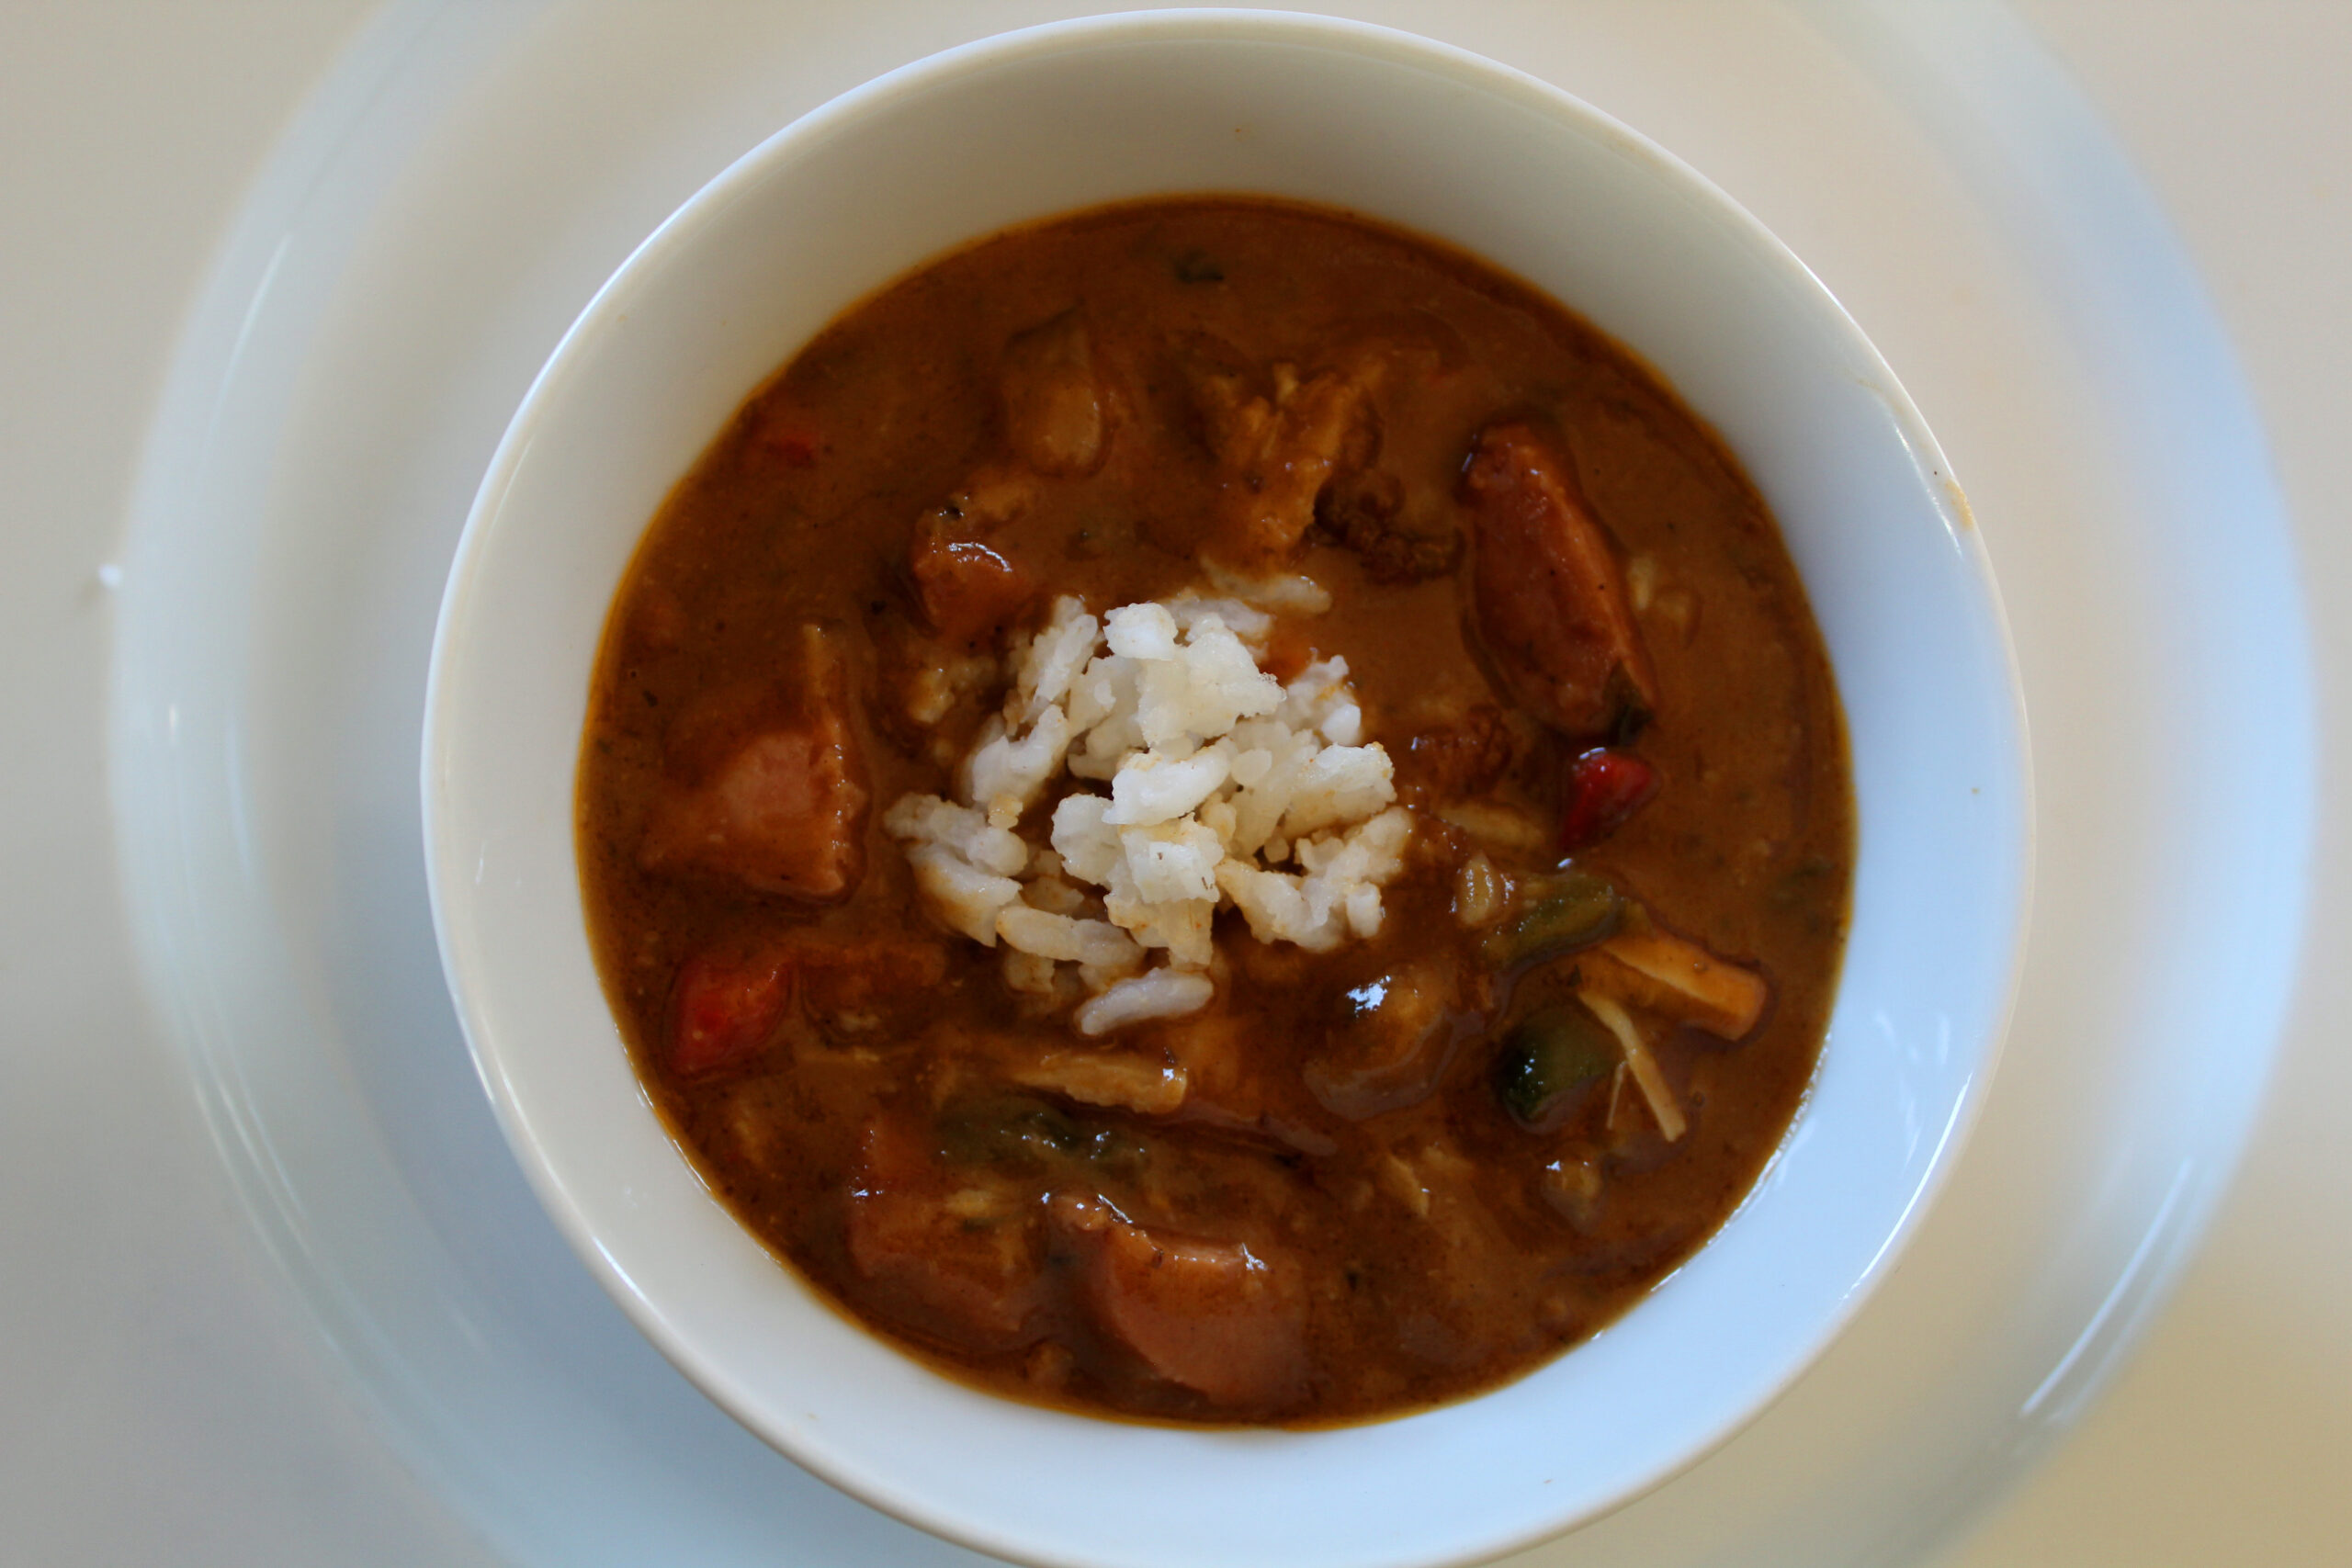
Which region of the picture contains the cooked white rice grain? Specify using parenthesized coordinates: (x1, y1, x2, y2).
(1019, 874, 1089, 917)
(890, 589, 1410, 1008)
(1013, 597, 1099, 722)
(1204, 561, 1333, 615)
(996, 905, 1143, 968)
(1001, 948, 1060, 996)
(883, 793, 1029, 877)
(1103, 601, 1181, 660)
(1281, 658, 1363, 745)
(1165, 592, 1272, 648)
(1050, 794, 1122, 886)
(1120, 818, 1225, 904)
(1103, 879, 1216, 969)
(1277, 743, 1396, 839)
(961, 704, 1072, 826)
(1074, 968, 1216, 1036)
(903, 843, 1023, 944)
(1077, 948, 1147, 993)
(1104, 746, 1231, 827)
(1216, 861, 1344, 952)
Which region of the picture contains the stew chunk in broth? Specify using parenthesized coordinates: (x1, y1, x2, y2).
(577, 198, 1852, 1423)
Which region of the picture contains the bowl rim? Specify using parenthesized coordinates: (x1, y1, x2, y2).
(423, 9, 2033, 1566)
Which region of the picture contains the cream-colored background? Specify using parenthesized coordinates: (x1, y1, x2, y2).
(3, 4, 2342, 1563)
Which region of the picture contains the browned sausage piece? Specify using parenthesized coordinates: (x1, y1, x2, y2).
(909, 468, 1039, 649)
(1461, 423, 1657, 741)
(639, 626, 869, 900)
(1302, 962, 1468, 1122)
(1000, 310, 1107, 477)
(910, 533, 1033, 649)
(1055, 1197, 1308, 1410)
(846, 1116, 1045, 1345)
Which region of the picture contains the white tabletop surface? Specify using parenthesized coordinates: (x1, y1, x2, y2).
(3, 4, 2344, 1565)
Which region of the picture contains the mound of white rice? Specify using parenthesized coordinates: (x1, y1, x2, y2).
(884, 592, 1412, 1034)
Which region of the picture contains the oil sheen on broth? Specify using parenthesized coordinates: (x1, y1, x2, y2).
(577, 198, 1853, 1425)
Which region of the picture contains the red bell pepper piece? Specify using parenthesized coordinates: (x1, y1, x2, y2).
(669, 947, 794, 1077)
(1558, 748, 1658, 852)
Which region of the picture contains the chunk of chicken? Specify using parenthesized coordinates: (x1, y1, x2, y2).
(845, 1115, 1045, 1345)
(1460, 423, 1657, 741)
(1001, 310, 1107, 476)
(1053, 1196, 1309, 1410)
(1003, 1048, 1189, 1117)
(1582, 921, 1770, 1040)
(639, 626, 869, 900)
(1193, 347, 1386, 562)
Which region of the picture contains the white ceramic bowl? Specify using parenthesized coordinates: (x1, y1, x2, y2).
(424, 11, 2030, 1568)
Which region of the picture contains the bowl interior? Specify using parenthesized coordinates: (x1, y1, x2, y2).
(424, 13, 2028, 1568)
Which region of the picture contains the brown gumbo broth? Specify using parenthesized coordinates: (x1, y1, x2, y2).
(578, 199, 1851, 1425)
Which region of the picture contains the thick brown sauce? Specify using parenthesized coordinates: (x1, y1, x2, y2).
(578, 199, 1852, 1425)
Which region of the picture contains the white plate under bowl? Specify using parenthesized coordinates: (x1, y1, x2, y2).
(109, 5, 2310, 1567)
(424, 14, 2024, 1568)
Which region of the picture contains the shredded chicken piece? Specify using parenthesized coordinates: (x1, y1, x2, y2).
(1193, 346, 1387, 562)
(1003, 1049, 1189, 1117)
(1579, 990, 1685, 1141)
